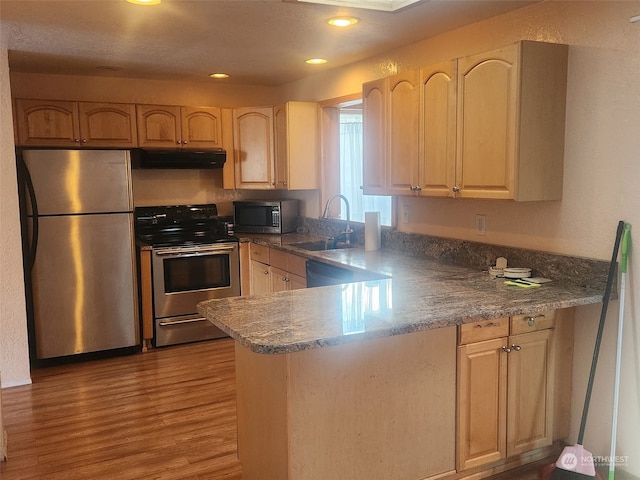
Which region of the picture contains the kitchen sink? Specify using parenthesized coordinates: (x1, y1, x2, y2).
(291, 240, 354, 251)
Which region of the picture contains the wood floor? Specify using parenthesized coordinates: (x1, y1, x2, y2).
(1, 338, 546, 480)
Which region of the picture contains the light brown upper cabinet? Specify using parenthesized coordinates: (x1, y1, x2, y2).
(274, 102, 320, 190)
(232, 106, 276, 190)
(136, 105, 222, 149)
(362, 78, 387, 195)
(455, 41, 568, 200)
(385, 71, 420, 196)
(362, 72, 421, 195)
(15, 99, 137, 148)
(362, 41, 568, 201)
(419, 60, 458, 197)
(232, 102, 320, 190)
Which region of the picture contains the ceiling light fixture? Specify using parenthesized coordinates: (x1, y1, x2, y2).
(209, 73, 230, 79)
(306, 58, 328, 65)
(328, 17, 358, 27)
(294, 0, 420, 12)
(126, 0, 162, 5)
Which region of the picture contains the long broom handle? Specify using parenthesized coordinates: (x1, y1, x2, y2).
(577, 220, 625, 444)
(608, 223, 631, 480)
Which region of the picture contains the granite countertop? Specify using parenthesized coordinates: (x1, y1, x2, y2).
(197, 234, 604, 355)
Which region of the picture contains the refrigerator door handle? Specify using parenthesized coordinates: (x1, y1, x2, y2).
(18, 156, 39, 271)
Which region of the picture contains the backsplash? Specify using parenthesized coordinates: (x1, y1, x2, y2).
(300, 217, 610, 292)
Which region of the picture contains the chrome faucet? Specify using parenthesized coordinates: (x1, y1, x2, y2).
(322, 194, 352, 245)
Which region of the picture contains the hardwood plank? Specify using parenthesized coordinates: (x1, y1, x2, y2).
(0, 339, 242, 480)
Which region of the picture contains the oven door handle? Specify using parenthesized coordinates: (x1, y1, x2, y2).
(154, 244, 237, 256)
(158, 317, 210, 327)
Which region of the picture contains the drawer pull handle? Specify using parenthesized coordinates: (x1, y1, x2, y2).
(475, 322, 499, 328)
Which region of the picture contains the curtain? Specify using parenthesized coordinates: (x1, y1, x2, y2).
(339, 114, 391, 225)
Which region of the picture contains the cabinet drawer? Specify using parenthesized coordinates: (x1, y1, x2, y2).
(250, 243, 270, 264)
(269, 248, 287, 270)
(510, 310, 555, 334)
(286, 253, 307, 278)
(458, 317, 509, 345)
(270, 249, 307, 278)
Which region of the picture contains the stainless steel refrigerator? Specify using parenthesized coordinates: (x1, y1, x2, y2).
(17, 149, 139, 362)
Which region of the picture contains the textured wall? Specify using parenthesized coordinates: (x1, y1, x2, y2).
(0, 41, 31, 387)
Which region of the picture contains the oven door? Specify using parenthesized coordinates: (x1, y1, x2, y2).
(152, 242, 240, 319)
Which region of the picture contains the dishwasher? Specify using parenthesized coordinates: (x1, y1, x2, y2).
(305, 260, 354, 287)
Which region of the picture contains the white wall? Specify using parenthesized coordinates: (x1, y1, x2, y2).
(280, 0, 640, 475)
(0, 39, 31, 387)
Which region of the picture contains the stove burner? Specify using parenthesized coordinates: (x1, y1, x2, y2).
(134, 204, 236, 247)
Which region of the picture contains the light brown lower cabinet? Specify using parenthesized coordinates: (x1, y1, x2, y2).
(457, 312, 557, 471)
(248, 244, 307, 295)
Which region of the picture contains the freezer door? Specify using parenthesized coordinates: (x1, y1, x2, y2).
(31, 213, 139, 358)
(23, 149, 133, 215)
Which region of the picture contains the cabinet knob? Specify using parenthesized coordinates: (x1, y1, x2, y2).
(501, 345, 511, 353)
(183, 140, 187, 145)
(81, 138, 87, 143)
(283, 277, 290, 282)
(263, 270, 269, 275)
(525, 314, 544, 326)
(282, 181, 287, 187)
(74, 138, 81, 143)
(511, 344, 522, 351)
(452, 186, 461, 193)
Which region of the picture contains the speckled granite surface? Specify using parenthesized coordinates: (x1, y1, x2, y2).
(198, 228, 607, 355)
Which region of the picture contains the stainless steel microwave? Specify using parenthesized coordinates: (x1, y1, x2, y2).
(233, 200, 299, 234)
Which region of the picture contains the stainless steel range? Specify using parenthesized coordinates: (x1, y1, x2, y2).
(134, 204, 239, 347)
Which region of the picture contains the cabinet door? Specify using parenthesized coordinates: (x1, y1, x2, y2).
(233, 107, 275, 190)
(456, 44, 518, 199)
(15, 99, 80, 147)
(274, 102, 320, 190)
(419, 61, 457, 197)
(288, 273, 307, 290)
(79, 102, 137, 147)
(181, 106, 222, 148)
(273, 103, 289, 189)
(457, 337, 507, 471)
(270, 266, 290, 293)
(507, 329, 554, 456)
(362, 78, 387, 195)
(137, 104, 182, 148)
(250, 260, 271, 295)
(386, 70, 420, 196)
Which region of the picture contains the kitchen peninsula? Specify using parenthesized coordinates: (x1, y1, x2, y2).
(198, 244, 605, 480)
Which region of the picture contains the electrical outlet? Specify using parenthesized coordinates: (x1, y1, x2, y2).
(475, 214, 486, 236)
(402, 204, 410, 224)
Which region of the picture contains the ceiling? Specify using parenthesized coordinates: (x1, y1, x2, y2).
(1, 0, 538, 86)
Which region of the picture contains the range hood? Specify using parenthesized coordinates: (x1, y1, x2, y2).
(131, 148, 226, 169)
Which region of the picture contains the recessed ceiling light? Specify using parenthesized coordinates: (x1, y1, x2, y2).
(328, 17, 358, 27)
(209, 73, 230, 79)
(126, 0, 162, 5)
(306, 58, 328, 65)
